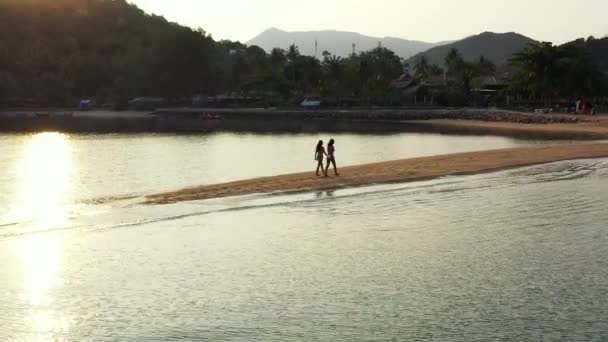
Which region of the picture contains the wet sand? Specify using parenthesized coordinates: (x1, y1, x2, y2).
(406, 116, 608, 139)
(146, 142, 608, 204)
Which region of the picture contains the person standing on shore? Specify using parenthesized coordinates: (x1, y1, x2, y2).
(326, 139, 339, 176)
(315, 140, 327, 176)
(582, 101, 590, 114)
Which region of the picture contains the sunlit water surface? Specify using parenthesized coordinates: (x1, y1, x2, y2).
(0, 132, 607, 341)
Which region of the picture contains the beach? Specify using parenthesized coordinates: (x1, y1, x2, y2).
(3, 108, 607, 204)
(406, 115, 608, 139)
(140, 113, 608, 204)
(146, 142, 608, 204)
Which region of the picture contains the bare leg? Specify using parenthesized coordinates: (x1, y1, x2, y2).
(316, 161, 324, 176)
(331, 159, 339, 176)
(326, 158, 338, 176)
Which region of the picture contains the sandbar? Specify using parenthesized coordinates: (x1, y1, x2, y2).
(146, 142, 608, 205)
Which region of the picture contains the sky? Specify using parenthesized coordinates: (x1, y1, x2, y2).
(130, 0, 608, 44)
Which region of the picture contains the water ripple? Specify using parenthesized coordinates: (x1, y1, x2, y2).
(1, 159, 607, 341)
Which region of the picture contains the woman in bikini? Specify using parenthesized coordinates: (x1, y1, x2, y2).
(325, 139, 339, 176)
(315, 140, 327, 176)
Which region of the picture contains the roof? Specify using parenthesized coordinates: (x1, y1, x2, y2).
(390, 74, 417, 89)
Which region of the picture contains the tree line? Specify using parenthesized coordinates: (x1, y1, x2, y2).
(510, 39, 608, 105)
(0, 0, 606, 108)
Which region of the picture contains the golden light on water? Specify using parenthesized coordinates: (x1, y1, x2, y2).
(16, 234, 69, 338)
(14, 133, 74, 339)
(17, 132, 73, 230)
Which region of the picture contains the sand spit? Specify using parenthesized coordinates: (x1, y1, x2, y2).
(146, 143, 608, 204)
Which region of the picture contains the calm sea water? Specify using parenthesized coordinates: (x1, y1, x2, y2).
(1, 132, 607, 341)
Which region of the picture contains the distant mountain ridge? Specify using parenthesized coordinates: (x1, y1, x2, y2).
(247, 28, 450, 59)
(408, 32, 540, 66)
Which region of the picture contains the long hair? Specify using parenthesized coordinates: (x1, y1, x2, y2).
(316, 140, 324, 153)
(328, 139, 335, 146)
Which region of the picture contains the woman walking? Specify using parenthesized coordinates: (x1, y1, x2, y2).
(315, 140, 327, 176)
(325, 139, 339, 176)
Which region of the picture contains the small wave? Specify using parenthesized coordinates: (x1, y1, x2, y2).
(78, 194, 142, 205)
(428, 183, 493, 195)
(504, 159, 607, 183)
(88, 185, 440, 233)
(4, 159, 607, 240)
(0, 223, 88, 240)
(0, 221, 21, 228)
(0, 218, 39, 232)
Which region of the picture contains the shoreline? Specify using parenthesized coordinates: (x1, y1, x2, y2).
(1, 108, 607, 139)
(145, 143, 608, 204)
(405, 118, 608, 139)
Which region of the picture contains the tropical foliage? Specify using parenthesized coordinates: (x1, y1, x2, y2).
(0, 0, 606, 108)
(509, 40, 608, 104)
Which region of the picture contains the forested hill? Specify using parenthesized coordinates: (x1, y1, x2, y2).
(0, 0, 439, 108)
(0, 0, 605, 109)
(408, 32, 539, 66)
(565, 37, 608, 72)
(247, 28, 448, 59)
(0, 0, 219, 106)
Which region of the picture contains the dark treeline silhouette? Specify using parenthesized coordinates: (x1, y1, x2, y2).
(0, 0, 607, 109)
(0, 0, 219, 108)
(510, 39, 608, 105)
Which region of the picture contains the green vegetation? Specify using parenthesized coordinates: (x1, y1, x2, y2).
(0, 0, 217, 107)
(510, 39, 608, 105)
(0, 0, 606, 109)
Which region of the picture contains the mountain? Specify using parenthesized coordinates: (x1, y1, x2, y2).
(247, 28, 449, 59)
(408, 32, 539, 66)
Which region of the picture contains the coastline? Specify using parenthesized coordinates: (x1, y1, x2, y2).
(146, 142, 608, 204)
(405, 117, 608, 139)
(1, 108, 605, 137)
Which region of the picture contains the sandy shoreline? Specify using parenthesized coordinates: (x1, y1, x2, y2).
(407, 116, 608, 139)
(146, 142, 608, 205)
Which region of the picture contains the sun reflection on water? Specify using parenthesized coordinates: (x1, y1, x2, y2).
(14, 133, 74, 340)
(17, 132, 73, 230)
(16, 234, 70, 340)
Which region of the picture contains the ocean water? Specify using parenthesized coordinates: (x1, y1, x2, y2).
(0, 131, 547, 228)
(1, 132, 607, 341)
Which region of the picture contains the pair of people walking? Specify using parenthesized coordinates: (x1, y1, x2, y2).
(315, 139, 339, 177)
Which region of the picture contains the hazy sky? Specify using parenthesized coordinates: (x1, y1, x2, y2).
(130, 0, 608, 44)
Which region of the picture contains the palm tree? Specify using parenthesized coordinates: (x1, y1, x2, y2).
(322, 54, 344, 96)
(512, 42, 605, 102)
(282, 45, 302, 89)
(287, 44, 300, 62)
(414, 55, 430, 80)
(270, 48, 286, 66)
(510, 42, 564, 103)
(444, 48, 477, 95)
(445, 48, 464, 78)
(323, 55, 343, 76)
